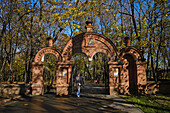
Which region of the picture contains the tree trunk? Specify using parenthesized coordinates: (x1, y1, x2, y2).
(130, 0, 139, 41)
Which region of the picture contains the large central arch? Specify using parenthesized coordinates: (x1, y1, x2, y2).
(62, 32, 118, 62)
(59, 23, 119, 95)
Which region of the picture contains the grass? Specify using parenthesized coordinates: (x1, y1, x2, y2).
(119, 94, 170, 113)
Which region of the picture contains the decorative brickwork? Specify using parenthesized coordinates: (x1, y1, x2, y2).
(34, 47, 62, 62)
(62, 32, 118, 62)
(116, 47, 147, 94)
(61, 32, 119, 95)
(32, 22, 147, 96)
(32, 62, 44, 95)
(55, 61, 72, 95)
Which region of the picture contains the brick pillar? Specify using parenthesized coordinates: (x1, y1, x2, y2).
(109, 64, 115, 95)
(56, 62, 73, 95)
(68, 66, 72, 94)
(108, 61, 122, 95)
(137, 62, 147, 86)
(32, 62, 44, 95)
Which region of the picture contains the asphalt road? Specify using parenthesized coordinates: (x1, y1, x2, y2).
(0, 82, 139, 113)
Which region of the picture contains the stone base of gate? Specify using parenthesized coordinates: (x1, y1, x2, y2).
(109, 85, 118, 95)
(32, 84, 43, 95)
(56, 84, 69, 95)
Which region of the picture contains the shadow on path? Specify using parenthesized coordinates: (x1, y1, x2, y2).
(0, 82, 143, 113)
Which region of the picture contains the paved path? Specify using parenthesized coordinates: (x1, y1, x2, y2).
(0, 82, 143, 113)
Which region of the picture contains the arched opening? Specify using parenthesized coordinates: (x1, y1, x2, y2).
(123, 54, 137, 94)
(71, 53, 88, 95)
(42, 53, 58, 94)
(92, 52, 110, 95)
(32, 47, 62, 95)
(71, 52, 109, 96)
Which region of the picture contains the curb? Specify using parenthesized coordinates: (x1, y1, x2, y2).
(0, 95, 21, 105)
(0, 98, 11, 105)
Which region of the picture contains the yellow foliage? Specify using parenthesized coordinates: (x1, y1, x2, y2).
(73, 25, 76, 29)
(59, 20, 63, 23)
(75, 0, 78, 3)
(53, 13, 60, 18)
(144, 21, 147, 25)
(106, 9, 109, 12)
(34, 16, 39, 23)
(53, 6, 56, 10)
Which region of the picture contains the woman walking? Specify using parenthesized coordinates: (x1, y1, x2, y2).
(75, 73, 83, 97)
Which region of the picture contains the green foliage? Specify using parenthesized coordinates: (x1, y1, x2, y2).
(72, 53, 108, 82)
(120, 95, 170, 113)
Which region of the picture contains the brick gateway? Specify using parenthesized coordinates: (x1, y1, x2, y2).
(32, 20, 146, 95)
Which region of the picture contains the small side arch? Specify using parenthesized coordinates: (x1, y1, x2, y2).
(32, 47, 62, 95)
(34, 47, 62, 62)
(117, 46, 147, 94)
(118, 46, 145, 62)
